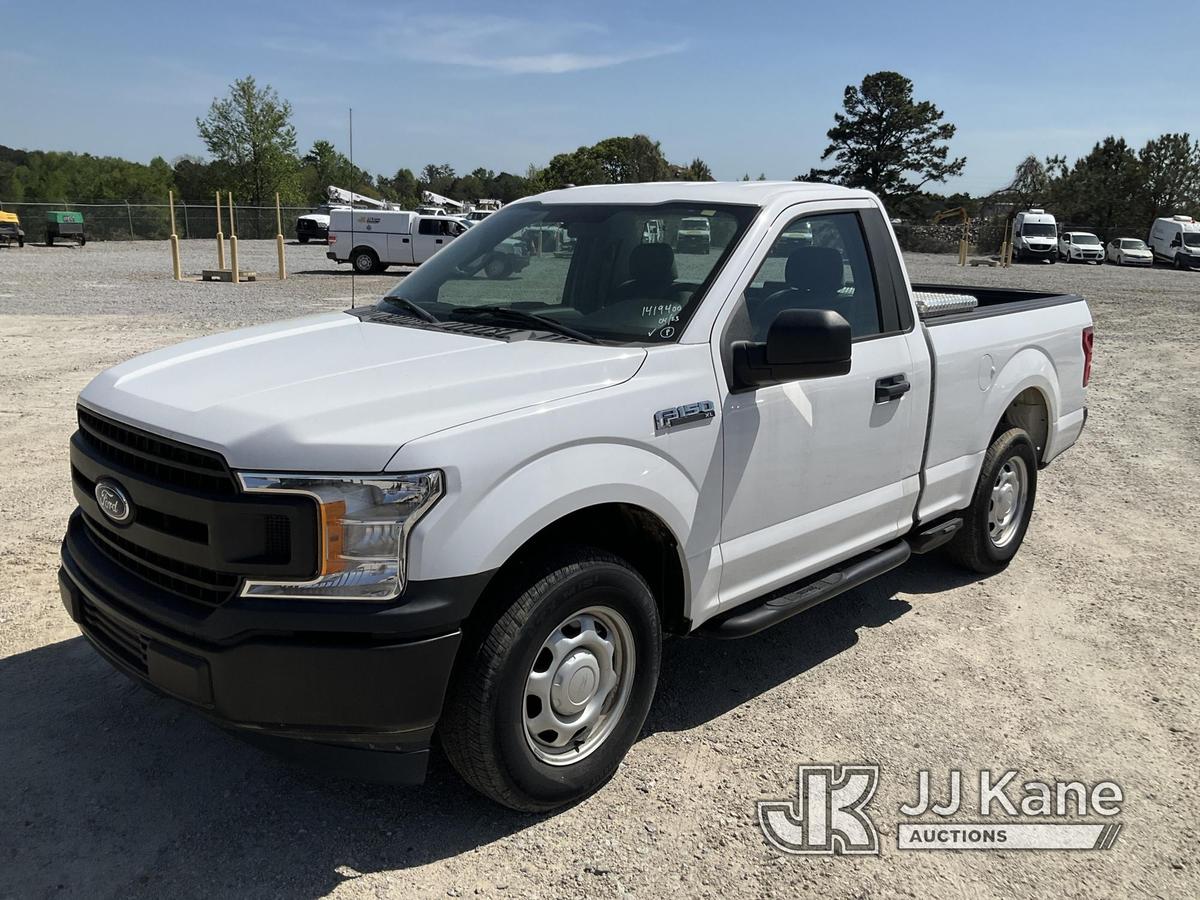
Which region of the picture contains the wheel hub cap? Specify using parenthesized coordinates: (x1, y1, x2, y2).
(987, 457, 1028, 548)
(523, 606, 636, 766)
(552, 650, 601, 714)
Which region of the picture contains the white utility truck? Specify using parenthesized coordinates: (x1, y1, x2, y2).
(60, 182, 1092, 811)
(327, 209, 468, 274)
(1149, 215, 1200, 269)
(1012, 209, 1058, 263)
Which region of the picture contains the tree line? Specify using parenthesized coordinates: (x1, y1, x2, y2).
(3, 71, 1197, 232)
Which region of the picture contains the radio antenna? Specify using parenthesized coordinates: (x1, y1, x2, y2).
(348, 106, 355, 309)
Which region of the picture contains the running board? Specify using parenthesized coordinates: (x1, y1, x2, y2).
(909, 516, 963, 554)
(702, 540, 912, 640)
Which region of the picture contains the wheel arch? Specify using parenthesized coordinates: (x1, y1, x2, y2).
(988, 349, 1060, 463)
(467, 502, 690, 638)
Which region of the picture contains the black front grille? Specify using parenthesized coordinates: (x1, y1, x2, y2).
(77, 407, 235, 495)
(82, 514, 238, 607)
(81, 597, 148, 675)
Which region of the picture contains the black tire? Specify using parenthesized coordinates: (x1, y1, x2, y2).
(945, 427, 1039, 575)
(45, 235, 53, 247)
(440, 547, 662, 812)
(352, 247, 379, 274)
(483, 254, 512, 279)
(298, 235, 309, 244)
(78, 235, 86, 247)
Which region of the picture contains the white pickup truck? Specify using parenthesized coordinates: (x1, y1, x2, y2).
(60, 182, 1092, 811)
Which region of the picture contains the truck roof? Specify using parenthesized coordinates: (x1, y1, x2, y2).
(527, 181, 877, 208)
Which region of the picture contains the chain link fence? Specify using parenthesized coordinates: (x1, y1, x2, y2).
(0, 201, 324, 242)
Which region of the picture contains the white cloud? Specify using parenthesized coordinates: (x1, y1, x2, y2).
(266, 12, 686, 75)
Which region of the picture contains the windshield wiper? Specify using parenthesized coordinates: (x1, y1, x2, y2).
(448, 306, 600, 344)
(381, 296, 441, 324)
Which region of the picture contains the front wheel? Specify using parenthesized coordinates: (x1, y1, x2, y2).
(298, 235, 309, 244)
(440, 548, 662, 811)
(945, 427, 1038, 574)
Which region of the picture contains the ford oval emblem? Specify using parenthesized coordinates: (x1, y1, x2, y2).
(94, 479, 132, 524)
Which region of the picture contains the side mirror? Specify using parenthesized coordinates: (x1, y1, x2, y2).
(732, 308, 852, 389)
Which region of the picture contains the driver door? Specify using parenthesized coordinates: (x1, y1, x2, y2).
(715, 202, 929, 610)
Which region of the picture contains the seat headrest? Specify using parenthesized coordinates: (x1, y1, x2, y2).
(784, 247, 844, 295)
(628, 242, 676, 287)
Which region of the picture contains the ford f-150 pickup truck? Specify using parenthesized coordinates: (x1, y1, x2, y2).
(60, 182, 1092, 811)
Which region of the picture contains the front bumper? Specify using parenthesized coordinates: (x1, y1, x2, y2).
(1021, 245, 1056, 258)
(60, 510, 491, 781)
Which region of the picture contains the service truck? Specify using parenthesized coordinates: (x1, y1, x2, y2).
(60, 182, 1092, 811)
(327, 209, 469, 274)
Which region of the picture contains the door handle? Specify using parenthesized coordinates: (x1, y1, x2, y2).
(874, 374, 910, 403)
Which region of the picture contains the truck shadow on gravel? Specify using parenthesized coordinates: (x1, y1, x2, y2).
(1, 555, 975, 897)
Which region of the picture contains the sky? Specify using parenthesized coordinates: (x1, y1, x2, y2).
(2, 0, 1198, 196)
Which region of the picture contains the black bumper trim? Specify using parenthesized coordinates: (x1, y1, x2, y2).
(61, 562, 463, 743)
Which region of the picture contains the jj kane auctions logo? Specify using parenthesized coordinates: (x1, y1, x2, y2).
(759, 765, 1124, 854)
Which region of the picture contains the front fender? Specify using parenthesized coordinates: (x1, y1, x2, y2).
(408, 441, 702, 583)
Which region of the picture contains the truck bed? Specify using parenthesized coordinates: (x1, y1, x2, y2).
(913, 284, 1091, 524)
(911, 283, 1082, 325)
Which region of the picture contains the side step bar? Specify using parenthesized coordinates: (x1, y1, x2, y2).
(702, 540, 911, 640)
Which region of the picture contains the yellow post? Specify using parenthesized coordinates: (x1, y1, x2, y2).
(168, 190, 182, 280)
(215, 190, 226, 270)
(275, 191, 286, 280)
(228, 192, 240, 283)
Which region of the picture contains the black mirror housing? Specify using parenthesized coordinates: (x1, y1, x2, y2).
(732, 308, 852, 389)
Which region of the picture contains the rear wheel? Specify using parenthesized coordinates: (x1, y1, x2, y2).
(298, 235, 309, 244)
(945, 427, 1038, 574)
(45, 234, 53, 247)
(440, 547, 661, 811)
(352, 247, 380, 274)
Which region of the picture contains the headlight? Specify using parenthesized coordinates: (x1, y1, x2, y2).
(236, 471, 443, 601)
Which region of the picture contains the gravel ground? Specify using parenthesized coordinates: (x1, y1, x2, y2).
(1, 241, 1197, 899)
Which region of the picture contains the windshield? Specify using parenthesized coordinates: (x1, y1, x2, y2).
(1121, 239, 1147, 249)
(1072, 234, 1100, 245)
(1021, 223, 1056, 237)
(381, 202, 755, 344)
(1183, 232, 1200, 248)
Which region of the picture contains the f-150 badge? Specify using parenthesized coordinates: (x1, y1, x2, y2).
(654, 401, 716, 431)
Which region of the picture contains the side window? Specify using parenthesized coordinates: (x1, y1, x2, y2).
(744, 212, 881, 340)
(418, 219, 437, 236)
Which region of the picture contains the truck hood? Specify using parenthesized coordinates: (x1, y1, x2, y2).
(79, 312, 646, 471)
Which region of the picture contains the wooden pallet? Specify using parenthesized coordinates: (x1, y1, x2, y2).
(201, 269, 258, 282)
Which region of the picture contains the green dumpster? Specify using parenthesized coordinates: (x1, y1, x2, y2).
(46, 210, 86, 246)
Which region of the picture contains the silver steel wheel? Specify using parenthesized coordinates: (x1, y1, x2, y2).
(523, 605, 635, 767)
(988, 455, 1028, 548)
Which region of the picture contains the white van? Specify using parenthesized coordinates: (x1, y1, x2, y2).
(1012, 209, 1058, 263)
(1149, 216, 1200, 269)
(327, 210, 466, 274)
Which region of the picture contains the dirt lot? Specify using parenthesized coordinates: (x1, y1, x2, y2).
(1, 240, 1197, 899)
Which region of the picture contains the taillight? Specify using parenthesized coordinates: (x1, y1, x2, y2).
(328, 234, 337, 244)
(1082, 326, 1094, 386)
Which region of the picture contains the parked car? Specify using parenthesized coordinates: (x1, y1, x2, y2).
(327, 209, 471, 273)
(0, 210, 24, 247)
(296, 205, 337, 243)
(45, 210, 86, 246)
(1012, 209, 1058, 263)
(1148, 215, 1200, 269)
(675, 215, 712, 253)
(1058, 231, 1104, 263)
(60, 181, 1092, 812)
(1106, 237, 1153, 267)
